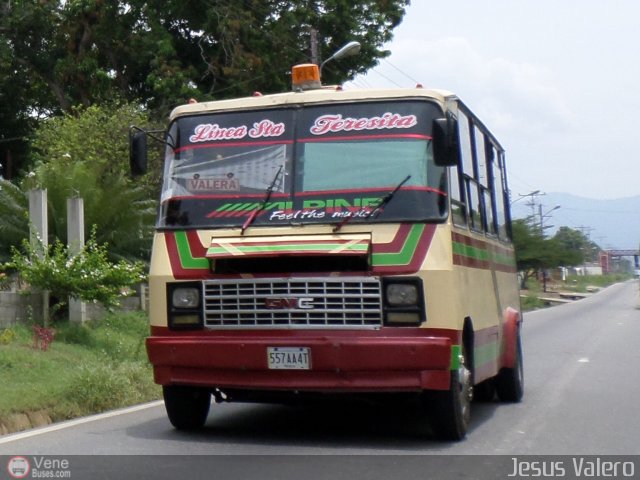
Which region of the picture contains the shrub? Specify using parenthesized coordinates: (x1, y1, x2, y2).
(0, 328, 15, 345)
(4, 227, 146, 321)
(65, 362, 157, 414)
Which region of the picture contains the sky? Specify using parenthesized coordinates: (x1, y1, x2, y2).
(347, 0, 640, 201)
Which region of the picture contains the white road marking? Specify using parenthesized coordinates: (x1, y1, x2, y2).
(0, 400, 164, 445)
(578, 357, 590, 363)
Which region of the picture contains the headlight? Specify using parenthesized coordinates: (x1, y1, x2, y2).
(167, 283, 203, 330)
(382, 278, 425, 327)
(171, 287, 200, 308)
(386, 283, 419, 306)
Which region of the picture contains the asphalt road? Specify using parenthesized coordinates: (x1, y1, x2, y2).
(1, 281, 639, 478)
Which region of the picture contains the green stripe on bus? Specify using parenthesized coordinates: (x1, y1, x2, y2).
(372, 224, 425, 266)
(493, 252, 516, 267)
(174, 231, 210, 269)
(206, 243, 368, 255)
(451, 342, 499, 372)
(450, 344, 462, 370)
(474, 341, 500, 369)
(215, 203, 235, 212)
(452, 241, 490, 261)
(453, 241, 516, 268)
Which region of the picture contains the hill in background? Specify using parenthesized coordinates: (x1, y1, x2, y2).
(510, 192, 640, 251)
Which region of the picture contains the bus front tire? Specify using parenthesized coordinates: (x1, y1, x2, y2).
(163, 385, 211, 430)
(496, 335, 524, 402)
(426, 356, 472, 441)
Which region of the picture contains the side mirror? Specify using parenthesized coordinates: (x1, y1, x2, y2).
(432, 114, 461, 167)
(129, 130, 148, 176)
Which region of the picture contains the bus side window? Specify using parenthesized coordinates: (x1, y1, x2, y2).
(465, 176, 484, 232)
(492, 149, 510, 239)
(476, 130, 496, 235)
(451, 111, 474, 228)
(458, 111, 474, 177)
(449, 162, 467, 226)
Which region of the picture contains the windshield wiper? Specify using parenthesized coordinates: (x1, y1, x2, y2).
(241, 165, 283, 235)
(332, 174, 411, 233)
(367, 174, 412, 219)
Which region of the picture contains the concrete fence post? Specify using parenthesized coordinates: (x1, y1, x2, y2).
(28, 189, 49, 325)
(67, 197, 87, 324)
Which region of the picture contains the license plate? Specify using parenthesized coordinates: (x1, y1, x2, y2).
(267, 347, 311, 370)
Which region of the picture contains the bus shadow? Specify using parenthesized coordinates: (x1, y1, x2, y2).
(131, 398, 502, 452)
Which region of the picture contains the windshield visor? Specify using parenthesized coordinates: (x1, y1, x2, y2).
(159, 100, 447, 228)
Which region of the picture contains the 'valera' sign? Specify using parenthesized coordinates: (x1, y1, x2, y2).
(189, 176, 240, 191)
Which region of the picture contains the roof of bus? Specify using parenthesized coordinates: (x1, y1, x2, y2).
(169, 86, 458, 120)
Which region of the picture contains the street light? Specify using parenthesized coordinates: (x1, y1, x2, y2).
(319, 41, 361, 78)
(509, 190, 541, 206)
(539, 204, 560, 233)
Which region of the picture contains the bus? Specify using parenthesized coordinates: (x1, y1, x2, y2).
(130, 62, 523, 440)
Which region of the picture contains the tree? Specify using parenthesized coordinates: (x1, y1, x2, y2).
(553, 226, 599, 263)
(7, 228, 147, 321)
(0, 179, 29, 263)
(0, 1, 409, 176)
(512, 219, 584, 288)
(23, 102, 159, 262)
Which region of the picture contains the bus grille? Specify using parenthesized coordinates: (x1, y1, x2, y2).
(203, 277, 382, 329)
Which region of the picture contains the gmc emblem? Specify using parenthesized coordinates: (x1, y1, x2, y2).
(264, 297, 314, 309)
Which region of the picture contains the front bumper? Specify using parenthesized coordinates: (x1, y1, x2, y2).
(146, 327, 456, 392)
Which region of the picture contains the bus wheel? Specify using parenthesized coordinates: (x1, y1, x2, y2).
(163, 385, 211, 430)
(426, 351, 472, 441)
(473, 379, 496, 402)
(496, 335, 524, 402)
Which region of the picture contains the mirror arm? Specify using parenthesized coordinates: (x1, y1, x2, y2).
(129, 126, 175, 150)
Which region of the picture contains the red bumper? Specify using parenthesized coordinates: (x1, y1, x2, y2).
(146, 327, 455, 392)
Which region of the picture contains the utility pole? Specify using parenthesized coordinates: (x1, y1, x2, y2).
(510, 190, 544, 225)
(576, 225, 594, 240)
(538, 204, 560, 235)
(538, 204, 560, 293)
(576, 225, 595, 275)
(310, 28, 319, 65)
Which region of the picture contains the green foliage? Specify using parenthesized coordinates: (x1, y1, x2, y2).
(520, 293, 546, 312)
(6, 227, 147, 319)
(1, 2, 408, 256)
(0, 103, 158, 266)
(63, 361, 155, 413)
(0, 312, 160, 422)
(24, 102, 159, 261)
(564, 273, 632, 292)
(553, 226, 600, 263)
(0, 272, 12, 290)
(512, 219, 586, 288)
(0, 180, 29, 263)
(0, 1, 408, 170)
(0, 328, 15, 345)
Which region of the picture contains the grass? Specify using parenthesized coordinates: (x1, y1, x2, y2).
(520, 292, 546, 311)
(0, 312, 160, 427)
(520, 273, 635, 311)
(562, 273, 633, 292)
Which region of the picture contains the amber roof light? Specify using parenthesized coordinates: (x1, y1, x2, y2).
(291, 63, 322, 91)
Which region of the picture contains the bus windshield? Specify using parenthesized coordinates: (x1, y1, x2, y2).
(158, 100, 448, 228)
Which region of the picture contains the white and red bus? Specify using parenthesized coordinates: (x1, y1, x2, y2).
(131, 63, 523, 440)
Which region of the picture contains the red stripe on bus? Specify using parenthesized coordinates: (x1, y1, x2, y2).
(174, 139, 293, 153)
